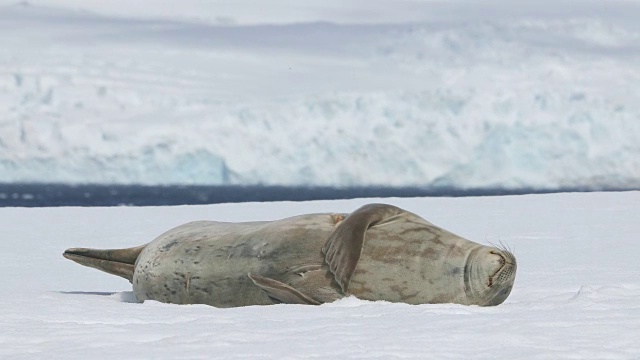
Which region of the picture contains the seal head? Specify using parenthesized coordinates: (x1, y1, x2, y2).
(464, 246, 517, 306)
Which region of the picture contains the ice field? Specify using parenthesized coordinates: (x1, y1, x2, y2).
(2, 192, 639, 358)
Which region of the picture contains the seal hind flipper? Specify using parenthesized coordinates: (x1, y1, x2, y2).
(248, 273, 321, 305)
(322, 203, 406, 293)
(63, 245, 146, 283)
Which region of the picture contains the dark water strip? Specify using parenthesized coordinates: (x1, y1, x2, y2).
(0, 183, 635, 207)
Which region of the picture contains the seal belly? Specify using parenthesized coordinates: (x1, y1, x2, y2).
(133, 214, 342, 307)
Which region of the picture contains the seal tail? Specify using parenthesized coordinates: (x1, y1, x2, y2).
(63, 245, 146, 283)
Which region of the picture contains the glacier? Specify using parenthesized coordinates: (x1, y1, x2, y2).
(1, 1, 640, 190)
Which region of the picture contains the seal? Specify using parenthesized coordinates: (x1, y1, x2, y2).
(63, 203, 517, 307)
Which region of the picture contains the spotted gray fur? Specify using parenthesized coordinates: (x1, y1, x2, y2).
(63, 204, 517, 307)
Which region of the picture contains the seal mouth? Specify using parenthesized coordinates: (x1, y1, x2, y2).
(487, 250, 516, 287)
(487, 251, 505, 287)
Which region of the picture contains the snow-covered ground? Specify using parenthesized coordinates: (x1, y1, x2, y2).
(2, 1, 640, 190)
(2, 192, 639, 359)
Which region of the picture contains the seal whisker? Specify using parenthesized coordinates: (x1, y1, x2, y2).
(488, 239, 516, 266)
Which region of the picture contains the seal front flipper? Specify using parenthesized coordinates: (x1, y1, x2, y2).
(63, 245, 146, 283)
(322, 203, 405, 293)
(248, 273, 321, 305)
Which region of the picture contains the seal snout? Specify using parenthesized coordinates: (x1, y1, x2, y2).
(485, 252, 504, 287)
(488, 249, 517, 286)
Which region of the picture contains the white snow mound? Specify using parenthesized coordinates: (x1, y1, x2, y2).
(1, 192, 639, 358)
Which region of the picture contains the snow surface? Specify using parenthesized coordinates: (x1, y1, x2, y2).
(1, 1, 640, 189)
(2, 191, 640, 359)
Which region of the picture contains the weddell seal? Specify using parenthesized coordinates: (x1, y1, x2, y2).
(63, 204, 517, 307)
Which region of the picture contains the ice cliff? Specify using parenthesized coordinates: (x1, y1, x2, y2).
(1, 2, 639, 190)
